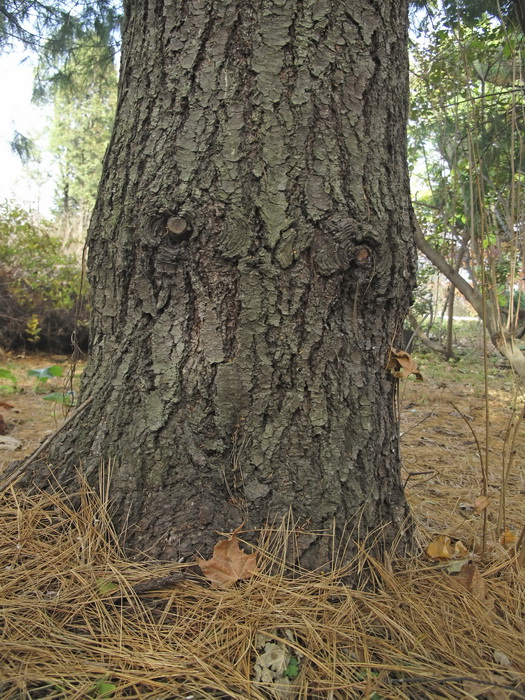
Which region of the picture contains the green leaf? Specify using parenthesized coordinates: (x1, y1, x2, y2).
(28, 365, 63, 381)
(96, 578, 118, 595)
(43, 391, 75, 405)
(446, 558, 470, 574)
(46, 364, 64, 377)
(0, 200, 84, 312)
(28, 369, 47, 379)
(92, 678, 117, 697)
(30, 375, 49, 384)
(44, 365, 63, 377)
(283, 657, 300, 679)
(10, 130, 37, 164)
(0, 386, 16, 395)
(0, 369, 17, 382)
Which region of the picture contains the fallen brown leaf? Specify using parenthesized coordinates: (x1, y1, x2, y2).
(426, 535, 455, 560)
(454, 562, 487, 602)
(387, 349, 424, 381)
(453, 540, 469, 557)
(499, 530, 517, 547)
(473, 495, 489, 514)
(196, 531, 259, 589)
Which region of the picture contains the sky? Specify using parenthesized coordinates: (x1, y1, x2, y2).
(0, 49, 55, 217)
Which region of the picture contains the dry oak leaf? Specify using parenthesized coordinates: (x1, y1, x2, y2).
(0, 435, 22, 451)
(473, 495, 489, 514)
(387, 349, 424, 381)
(499, 530, 517, 547)
(196, 532, 259, 589)
(453, 540, 469, 557)
(493, 650, 512, 668)
(453, 562, 487, 602)
(426, 535, 455, 560)
(426, 535, 469, 560)
(255, 642, 290, 679)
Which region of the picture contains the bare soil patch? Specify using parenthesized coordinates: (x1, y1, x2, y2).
(0, 353, 82, 473)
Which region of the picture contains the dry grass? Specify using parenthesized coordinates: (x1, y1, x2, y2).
(0, 483, 524, 700)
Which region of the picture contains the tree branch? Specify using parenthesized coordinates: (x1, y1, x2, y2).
(514, 0, 525, 34)
(408, 312, 451, 357)
(413, 217, 486, 319)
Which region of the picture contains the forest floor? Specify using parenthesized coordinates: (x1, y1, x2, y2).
(0, 339, 524, 699)
(0, 353, 81, 472)
(1, 338, 523, 540)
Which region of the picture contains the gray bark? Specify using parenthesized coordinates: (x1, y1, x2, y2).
(15, 0, 416, 566)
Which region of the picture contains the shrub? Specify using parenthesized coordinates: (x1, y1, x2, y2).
(0, 200, 89, 353)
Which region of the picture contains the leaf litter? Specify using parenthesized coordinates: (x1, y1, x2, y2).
(0, 350, 524, 698)
(196, 524, 259, 588)
(0, 484, 524, 699)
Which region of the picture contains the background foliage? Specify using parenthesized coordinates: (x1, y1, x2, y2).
(408, 1, 525, 372)
(0, 201, 87, 352)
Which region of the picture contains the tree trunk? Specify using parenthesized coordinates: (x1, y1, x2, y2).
(445, 284, 455, 358)
(17, 0, 416, 566)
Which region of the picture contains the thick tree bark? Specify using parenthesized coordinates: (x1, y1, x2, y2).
(17, 0, 416, 565)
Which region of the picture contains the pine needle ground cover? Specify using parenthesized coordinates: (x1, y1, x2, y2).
(0, 485, 524, 700)
(0, 347, 524, 699)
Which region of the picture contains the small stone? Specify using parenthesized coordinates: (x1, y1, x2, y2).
(0, 436, 22, 451)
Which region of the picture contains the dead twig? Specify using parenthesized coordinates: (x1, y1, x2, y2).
(402, 470, 435, 489)
(0, 395, 94, 493)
